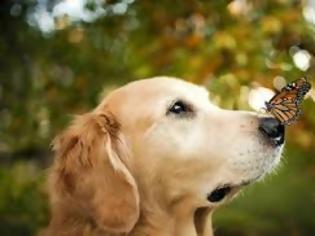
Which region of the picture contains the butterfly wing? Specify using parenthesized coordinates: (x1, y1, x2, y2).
(266, 90, 301, 125)
(282, 77, 311, 96)
(266, 77, 311, 125)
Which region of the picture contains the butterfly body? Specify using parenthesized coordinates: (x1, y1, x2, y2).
(265, 77, 311, 125)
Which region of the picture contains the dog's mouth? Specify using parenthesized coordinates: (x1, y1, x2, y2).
(207, 180, 252, 203)
(207, 186, 232, 202)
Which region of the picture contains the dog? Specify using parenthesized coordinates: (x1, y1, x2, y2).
(44, 77, 284, 236)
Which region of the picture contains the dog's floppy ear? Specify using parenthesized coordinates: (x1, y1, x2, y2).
(50, 111, 139, 233)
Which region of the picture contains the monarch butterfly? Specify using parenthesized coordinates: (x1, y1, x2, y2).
(265, 77, 311, 125)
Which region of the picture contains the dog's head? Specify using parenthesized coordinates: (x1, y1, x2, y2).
(100, 77, 284, 206)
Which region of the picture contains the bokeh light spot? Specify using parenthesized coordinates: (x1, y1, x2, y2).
(292, 49, 311, 71)
(248, 87, 275, 112)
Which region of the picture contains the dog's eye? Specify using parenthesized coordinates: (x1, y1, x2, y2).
(168, 101, 190, 115)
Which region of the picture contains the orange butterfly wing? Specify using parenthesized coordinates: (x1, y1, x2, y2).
(265, 77, 311, 125)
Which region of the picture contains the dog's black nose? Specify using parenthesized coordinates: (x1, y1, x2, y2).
(259, 117, 285, 146)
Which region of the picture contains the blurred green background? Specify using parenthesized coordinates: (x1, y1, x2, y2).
(0, 0, 315, 235)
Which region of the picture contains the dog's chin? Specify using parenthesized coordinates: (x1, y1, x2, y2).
(208, 149, 283, 204)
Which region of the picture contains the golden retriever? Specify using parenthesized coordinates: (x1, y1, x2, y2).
(44, 77, 284, 236)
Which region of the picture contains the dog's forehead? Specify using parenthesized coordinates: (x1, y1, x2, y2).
(125, 77, 210, 104)
(100, 77, 214, 117)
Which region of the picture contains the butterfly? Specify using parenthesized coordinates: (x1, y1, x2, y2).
(265, 77, 311, 125)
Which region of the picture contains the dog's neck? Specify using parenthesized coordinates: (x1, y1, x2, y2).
(130, 203, 214, 236)
(129, 178, 214, 236)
